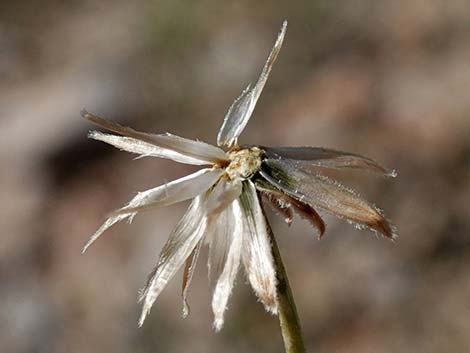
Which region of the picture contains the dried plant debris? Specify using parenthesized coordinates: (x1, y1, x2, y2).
(81, 20, 397, 331)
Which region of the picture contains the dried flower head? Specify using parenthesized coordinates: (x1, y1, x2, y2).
(82, 21, 396, 331)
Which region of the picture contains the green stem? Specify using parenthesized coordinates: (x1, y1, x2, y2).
(263, 212, 306, 353)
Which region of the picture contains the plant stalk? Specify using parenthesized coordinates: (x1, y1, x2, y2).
(263, 209, 306, 353)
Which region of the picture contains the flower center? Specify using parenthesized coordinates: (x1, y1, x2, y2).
(226, 147, 263, 180)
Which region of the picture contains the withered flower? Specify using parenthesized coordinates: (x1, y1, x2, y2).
(82, 21, 396, 331)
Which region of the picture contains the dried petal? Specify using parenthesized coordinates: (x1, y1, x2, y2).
(83, 110, 228, 164)
(181, 240, 203, 318)
(139, 195, 208, 326)
(290, 198, 326, 239)
(112, 168, 224, 216)
(82, 168, 222, 253)
(255, 179, 326, 237)
(262, 146, 396, 177)
(261, 159, 396, 239)
(81, 215, 129, 254)
(239, 181, 278, 313)
(89, 131, 212, 165)
(260, 191, 293, 225)
(205, 177, 243, 215)
(207, 206, 233, 281)
(209, 201, 243, 331)
(217, 21, 287, 147)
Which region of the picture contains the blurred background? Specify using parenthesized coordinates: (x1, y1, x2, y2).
(1, 1, 469, 352)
